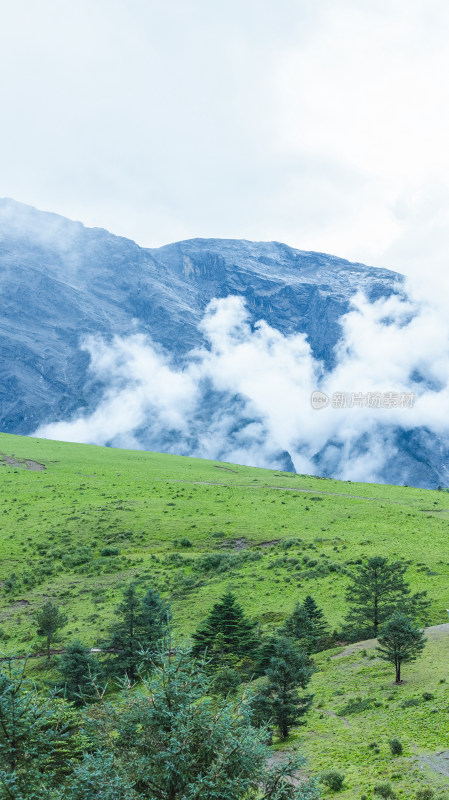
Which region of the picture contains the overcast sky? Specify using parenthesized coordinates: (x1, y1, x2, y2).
(2, 0, 449, 283)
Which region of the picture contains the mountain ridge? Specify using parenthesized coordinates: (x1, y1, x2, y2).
(3, 198, 445, 490)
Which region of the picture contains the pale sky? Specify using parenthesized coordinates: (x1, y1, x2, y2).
(2, 0, 449, 284)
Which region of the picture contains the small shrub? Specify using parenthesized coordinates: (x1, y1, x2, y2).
(389, 738, 403, 756)
(416, 789, 434, 800)
(401, 697, 421, 708)
(374, 782, 396, 799)
(281, 537, 302, 550)
(422, 692, 434, 701)
(100, 547, 120, 557)
(179, 537, 193, 548)
(339, 697, 375, 715)
(320, 770, 345, 791)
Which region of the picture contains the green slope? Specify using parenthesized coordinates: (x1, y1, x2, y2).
(302, 625, 449, 798)
(2, 432, 449, 798)
(1, 431, 449, 648)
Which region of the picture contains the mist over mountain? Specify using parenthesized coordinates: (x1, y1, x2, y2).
(1, 197, 449, 489)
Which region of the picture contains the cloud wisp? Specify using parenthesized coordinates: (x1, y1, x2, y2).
(35, 285, 449, 485)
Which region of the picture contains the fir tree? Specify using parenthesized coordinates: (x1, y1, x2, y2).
(140, 586, 171, 642)
(377, 612, 426, 683)
(191, 591, 258, 665)
(85, 647, 319, 799)
(256, 635, 284, 676)
(282, 604, 316, 653)
(35, 600, 68, 660)
(302, 595, 330, 648)
(252, 636, 313, 740)
(56, 753, 135, 800)
(58, 641, 100, 705)
(344, 556, 430, 639)
(0, 656, 70, 798)
(102, 583, 170, 681)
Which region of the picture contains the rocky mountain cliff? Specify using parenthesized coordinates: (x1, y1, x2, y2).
(3, 198, 447, 488)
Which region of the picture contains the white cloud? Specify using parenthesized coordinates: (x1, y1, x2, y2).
(35, 284, 449, 485)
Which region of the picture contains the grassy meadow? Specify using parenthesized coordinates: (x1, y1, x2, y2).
(1, 431, 449, 797)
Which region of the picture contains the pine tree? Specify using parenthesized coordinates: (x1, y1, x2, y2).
(35, 600, 68, 659)
(252, 636, 313, 740)
(58, 641, 100, 705)
(191, 591, 258, 665)
(256, 635, 284, 676)
(302, 595, 330, 648)
(282, 604, 316, 653)
(102, 583, 170, 681)
(377, 612, 426, 683)
(344, 556, 430, 639)
(85, 647, 319, 799)
(56, 753, 135, 800)
(0, 656, 70, 798)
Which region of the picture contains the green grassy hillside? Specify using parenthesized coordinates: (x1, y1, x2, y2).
(1, 432, 449, 798)
(1, 432, 449, 646)
(303, 625, 449, 798)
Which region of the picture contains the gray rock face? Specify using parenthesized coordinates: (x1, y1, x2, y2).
(1, 197, 446, 488)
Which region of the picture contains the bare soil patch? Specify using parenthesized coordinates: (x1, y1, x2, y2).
(0, 453, 45, 471)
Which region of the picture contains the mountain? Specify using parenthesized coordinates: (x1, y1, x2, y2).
(2, 197, 447, 488)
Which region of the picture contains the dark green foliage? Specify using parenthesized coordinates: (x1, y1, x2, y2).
(193, 551, 262, 575)
(344, 556, 430, 639)
(320, 770, 345, 791)
(374, 782, 396, 799)
(338, 697, 375, 715)
(55, 753, 135, 799)
(256, 635, 284, 675)
(302, 595, 330, 647)
(0, 650, 319, 799)
(100, 547, 120, 557)
(35, 600, 68, 659)
(281, 596, 329, 654)
(377, 612, 426, 683)
(389, 738, 403, 755)
(191, 591, 258, 666)
(252, 636, 313, 740)
(211, 665, 241, 697)
(58, 641, 100, 705)
(282, 604, 316, 653)
(415, 789, 434, 800)
(102, 583, 171, 681)
(84, 648, 319, 799)
(178, 537, 192, 548)
(0, 657, 68, 798)
(401, 697, 422, 708)
(282, 596, 329, 653)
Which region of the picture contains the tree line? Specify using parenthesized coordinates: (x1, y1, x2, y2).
(0, 554, 429, 798)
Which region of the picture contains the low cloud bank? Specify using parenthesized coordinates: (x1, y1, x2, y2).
(35, 287, 449, 484)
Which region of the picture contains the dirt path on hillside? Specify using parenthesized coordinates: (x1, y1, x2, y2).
(0, 453, 45, 471)
(332, 623, 449, 659)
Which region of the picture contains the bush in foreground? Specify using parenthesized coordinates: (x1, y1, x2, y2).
(389, 738, 403, 756)
(320, 769, 345, 791)
(0, 648, 320, 800)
